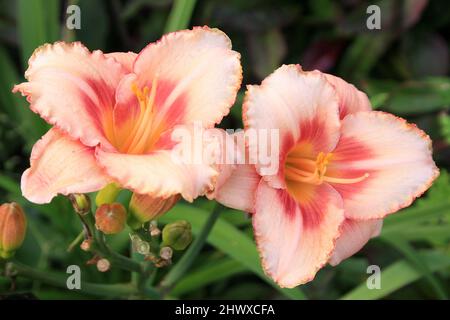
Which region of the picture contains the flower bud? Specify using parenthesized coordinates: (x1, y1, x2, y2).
(95, 203, 127, 235)
(69, 194, 91, 215)
(96, 258, 111, 272)
(159, 246, 173, 260)
(162, 220, 192, 251)
(95, 183, 121, 207)
(0, 203, 27, 259)
(80, 239, 92, 251)
(128, 193, 179, 230)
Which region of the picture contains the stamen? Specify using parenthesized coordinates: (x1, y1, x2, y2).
(322, 173, 369, 184)
(123, 76, 159, 153)
(285, 151, 369, 186)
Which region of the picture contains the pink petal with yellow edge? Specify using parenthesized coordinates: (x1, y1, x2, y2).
(329, 218, 382, 266)
(253, 180, 344, 288)
(133, 26, 242, 128)
(95, 125, 221, 202)
(106, 52, 137, 72)
(13, 42, 126, 148)
(130, 193, 180, 223)
(22, 128, 110, 204)
(324, 73, 372, 119)
(243, 65, 341, 188)
(329, 111, 439, 220)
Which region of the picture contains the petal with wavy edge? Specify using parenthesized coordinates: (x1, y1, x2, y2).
(13, 42, 126, 148)
(22, 128, 110, 204)
(133, 26, 242, 129)
(253, 180, 344, 288)
(329, 111, 439, 220)
(329, 218, 382, 266)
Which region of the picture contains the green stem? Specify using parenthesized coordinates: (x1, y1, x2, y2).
(8, 261, 138, 298)
(164, 0, 198, 33)
(94, 229, 142, 273)
(67, 231, 84, 252)
(159, 204, 222, 293)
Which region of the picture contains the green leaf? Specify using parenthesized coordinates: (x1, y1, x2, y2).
(171, 258, 248, 296)
(0, 46, 48, 147)
(164, 0, 197, 33)
(159, 204, 307, 299)
(380, 236, 448, 299)
(341, 251, 450, 300)
(17, 0, 61, 67)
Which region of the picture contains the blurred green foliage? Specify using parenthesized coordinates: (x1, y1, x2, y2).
(0, 0, 449, 300)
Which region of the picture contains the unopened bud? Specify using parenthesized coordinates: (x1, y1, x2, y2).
(0, 203, 27, 259)
(159, 246, 173, 260)
(128, 193, 179, 230)
(97, 258, 111, 272)
(69, 194, 91, 215)
(149, 221, 161, 237)
(162, 220, 192, 251)
(80, 239, 92, 251)
(95, 183, 121, 207)
(95, 203, 127, 235)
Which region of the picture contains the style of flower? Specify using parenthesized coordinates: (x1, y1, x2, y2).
(14, 27, 242, 218)
(212, 64, 439, 288)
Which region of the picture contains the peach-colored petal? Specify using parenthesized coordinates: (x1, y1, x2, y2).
(253, 180, 344, 288)
(22, 128, 110, 204)
(106, 52, 137, 72)
(324, 73, 372, 119)
(207, 130, 260, 212)
(95, 125, 220, 202)
(13, 42, 126, 148)
(243, 64, 341, 188)
(212, 164, 260, 213)
(129, 193, 180, 224)
(329, 111, 439, 220)
(329, 218, 382, 266)
(133, 26, 242, 129)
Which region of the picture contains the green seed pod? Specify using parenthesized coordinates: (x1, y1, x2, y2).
(162, 220, 193, 251)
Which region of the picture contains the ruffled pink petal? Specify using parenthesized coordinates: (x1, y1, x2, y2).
(133, 26, 242, 129)
(105, 52, 137, 72)
(253, 180, 345, 288)
(329, 111, 439, 220)
(95, 125, 221, 202)
(324, 73, 372, 119)
(212, 164, 260, 213)
(13, 42, 126, 148)
(329, 218, 382, 266)
(22, 128, 110, 204)
(207, 131, 260, 212)
(243, 64, 341, 188)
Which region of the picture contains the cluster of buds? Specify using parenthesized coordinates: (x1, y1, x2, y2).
(0, 203, 27, 259)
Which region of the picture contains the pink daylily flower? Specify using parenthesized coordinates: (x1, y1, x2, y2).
(213, 64, 439, 288)
(14, 27, 242, 209)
